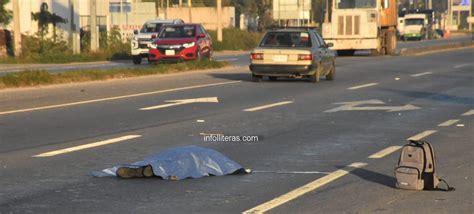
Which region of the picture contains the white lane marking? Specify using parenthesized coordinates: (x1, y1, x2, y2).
(252, 170, 330, 175)
(453, 64, 470, 69)
(407, 130, 437, 141)
(438, 119, 460, 127)
(411, 72, 432, 77)
(456, 124, 465, 127)
(33, 135, 141, 157)
(325, 100, 420, 113)
(242, 162, 367, 214)
(244, 101, 293, 112)
(0, 81, 240, 116)
(140, 97, 219, 110)
(462, 109, 474, 116)
(368, 146, 403, 159)
(347, 83, 379, 90)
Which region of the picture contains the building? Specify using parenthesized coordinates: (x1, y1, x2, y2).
(273, 0, 312, 26)
(3, 0, 235, 41)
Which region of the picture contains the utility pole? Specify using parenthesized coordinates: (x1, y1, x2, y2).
(324, 0, 329, 23)
(12, 0, 21, 57)
(217, 0, 222, 41)
(188, 0, 192, 23)
(90, 0, 98, 52)
(155, 0, 160, 18)
(166, 0, 169, 19)
(120, 0, 123, 34)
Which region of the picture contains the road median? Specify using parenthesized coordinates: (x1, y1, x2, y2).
(0, 60, 229, 90)
(399, 40, 474, 56)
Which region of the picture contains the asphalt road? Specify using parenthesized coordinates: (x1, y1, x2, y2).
(0, 48, 473, 213)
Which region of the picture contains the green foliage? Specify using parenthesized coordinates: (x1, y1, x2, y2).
(208, 28, 263, 51)
(0, 60, 228, 89)
(0, 27, 131, 64)
(0, 0, 11, 25)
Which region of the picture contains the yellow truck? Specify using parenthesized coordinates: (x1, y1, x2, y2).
(322, 0, 397, 56)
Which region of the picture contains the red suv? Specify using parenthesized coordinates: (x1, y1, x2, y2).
(148, 24, 213, 63)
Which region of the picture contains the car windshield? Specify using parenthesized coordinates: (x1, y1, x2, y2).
(260, 32, 312, 48)
(140, 23, 164, 33)
(336, 0, 376, 9)
(405, 19, 424, 26)
(159, 26, 196, 38)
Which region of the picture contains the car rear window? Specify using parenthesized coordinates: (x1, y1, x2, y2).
(159, 26, 196, 38)
(140, 23, 164, 33)
(260, 31, 312, 48)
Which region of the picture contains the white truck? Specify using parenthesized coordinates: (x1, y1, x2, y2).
(131, 19, 184, 64)
(322, 0, 397, 56)
(401, 14, 427, 41)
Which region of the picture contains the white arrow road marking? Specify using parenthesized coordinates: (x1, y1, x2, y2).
(325, 99, 420, 113)
(140, 97, 219, 110)
(33, 135, 141, 157)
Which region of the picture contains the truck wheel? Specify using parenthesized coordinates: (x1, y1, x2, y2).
(252, 74, 262, 82)
(386, 30, 397, 55)
(337, 50, 355, 56)
(133, 56, 142, 65)
(326, 62, 336, 80)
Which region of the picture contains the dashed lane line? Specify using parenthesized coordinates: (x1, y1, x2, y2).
(462, 109, 474, 116)
(33, 135, 141, 157)
(411, 72, 432, 77)
(242, 162, 368, 214)
(0, 81, 241, 116)
(453, 64, 470, 69)
(407, 130, 437, 141)
(438, 119, 460, 127)
(368, 146, 403, 159)
(347, 83, 379, 90)
(243, 101, 293, 112)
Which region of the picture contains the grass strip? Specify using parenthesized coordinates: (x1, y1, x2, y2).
(0, 60, 228, 89)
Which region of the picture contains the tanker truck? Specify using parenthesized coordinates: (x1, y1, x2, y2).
(322, 0, 398, 56)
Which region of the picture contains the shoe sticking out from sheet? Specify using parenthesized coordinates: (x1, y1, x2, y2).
(92, 146, 251, 180)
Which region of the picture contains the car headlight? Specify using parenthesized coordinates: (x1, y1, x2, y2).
(148, 43, 157, 49)
(132, 40, 138, 49)
(182, 42, 195, 48)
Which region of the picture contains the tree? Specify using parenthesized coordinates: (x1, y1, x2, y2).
(0, 0, 12, 26)
(31, 3, 67, 41)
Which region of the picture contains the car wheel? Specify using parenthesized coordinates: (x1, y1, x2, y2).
(252, 74, 262, 82)
(268, 76, 277, 81)
(326, 62, 336, 80)
(133, 56, 142, 65)
(196, 49, 202, 61)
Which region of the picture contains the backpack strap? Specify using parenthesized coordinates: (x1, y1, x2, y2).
(437, 178, 456, 191)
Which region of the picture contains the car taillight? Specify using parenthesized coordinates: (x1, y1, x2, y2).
(151, 34, 157, 39)
(298, 54, 312, 60)
(251, 53, 264, 60)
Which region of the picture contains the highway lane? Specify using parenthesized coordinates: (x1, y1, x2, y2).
(0, 48, 473, 213)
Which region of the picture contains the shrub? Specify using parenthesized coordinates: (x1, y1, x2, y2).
(208, 28, 264, 51)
